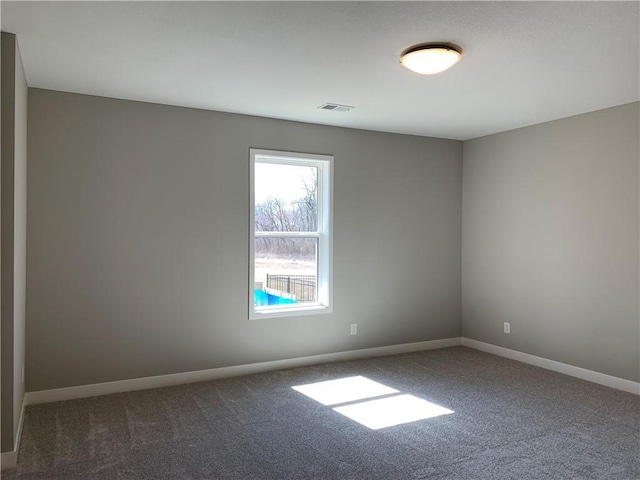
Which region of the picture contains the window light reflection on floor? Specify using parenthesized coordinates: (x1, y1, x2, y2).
(292, 376, 454, 430)
(292, 375, 398, 406)
(333, 394, 454, 430)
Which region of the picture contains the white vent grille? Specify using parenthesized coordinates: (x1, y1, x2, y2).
(318, 103, 354, 113)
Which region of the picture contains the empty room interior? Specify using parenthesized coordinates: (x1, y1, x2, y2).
(1, 2, 639, 479)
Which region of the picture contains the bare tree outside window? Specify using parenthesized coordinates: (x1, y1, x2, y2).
(254, 164, 318, 304)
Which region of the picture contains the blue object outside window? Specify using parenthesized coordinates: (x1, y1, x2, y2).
(254, 289, 297, 307)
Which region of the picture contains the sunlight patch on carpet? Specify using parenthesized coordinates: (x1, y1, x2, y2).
(292, 375, 398, 406)
(292, 376, 454, 429)
(333, 394, 454, 430)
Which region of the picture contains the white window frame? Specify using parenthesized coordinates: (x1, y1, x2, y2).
(249, 148, 333, 320)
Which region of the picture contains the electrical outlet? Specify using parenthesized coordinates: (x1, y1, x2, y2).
(350, 324, 357, 335)
(504, 322, 511, 334)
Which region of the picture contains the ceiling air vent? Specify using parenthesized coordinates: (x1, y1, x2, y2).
(318, 103, 354, 113)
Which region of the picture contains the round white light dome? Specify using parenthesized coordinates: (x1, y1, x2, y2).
(400, 45, 462, 75)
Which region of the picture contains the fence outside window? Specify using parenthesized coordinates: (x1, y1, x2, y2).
(266, 274, 317, 303)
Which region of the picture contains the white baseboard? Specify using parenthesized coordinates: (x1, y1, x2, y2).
(22, 336, 637, 409)
(24, 337, 462, 406)
(462, 337, 640, 395)
(1, 395, 25, 471)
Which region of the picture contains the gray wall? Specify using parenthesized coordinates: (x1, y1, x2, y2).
(1, 32, 27, 454)
(462, 103, 640, 382)
(27, 89, 463, 392)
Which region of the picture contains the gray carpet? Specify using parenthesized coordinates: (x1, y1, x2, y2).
(3, 347, 639, 479)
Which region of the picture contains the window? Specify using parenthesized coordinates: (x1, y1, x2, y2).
(250, 149, 332, 319)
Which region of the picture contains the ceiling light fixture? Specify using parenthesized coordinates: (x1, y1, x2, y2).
(400, 43, 462, 75)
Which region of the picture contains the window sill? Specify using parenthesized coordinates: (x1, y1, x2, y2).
(250, 304, 332, 320)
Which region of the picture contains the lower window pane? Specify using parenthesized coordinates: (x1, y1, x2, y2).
(254, 237, 317, 307)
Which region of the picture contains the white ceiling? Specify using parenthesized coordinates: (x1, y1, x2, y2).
(2, 1, 639, 140)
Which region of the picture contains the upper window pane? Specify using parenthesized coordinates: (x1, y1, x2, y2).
(254, 162, 318, 232)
